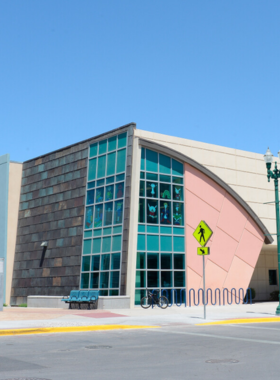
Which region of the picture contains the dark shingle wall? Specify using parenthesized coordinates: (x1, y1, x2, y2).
(11, 143, 88, 304)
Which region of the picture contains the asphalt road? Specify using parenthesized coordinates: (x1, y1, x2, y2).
(0, 322, 280, 380)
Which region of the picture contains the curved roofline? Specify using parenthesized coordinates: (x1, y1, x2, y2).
(138, 138, 273, 245)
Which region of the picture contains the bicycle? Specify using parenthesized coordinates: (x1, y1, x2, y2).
(140, 290, 169, 309)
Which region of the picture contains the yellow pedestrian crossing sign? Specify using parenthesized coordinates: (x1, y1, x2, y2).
(193, 220, 213, 247)
(197, 247, 210, 255)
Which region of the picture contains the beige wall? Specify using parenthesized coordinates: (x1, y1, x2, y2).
(6, 162, 22, 304)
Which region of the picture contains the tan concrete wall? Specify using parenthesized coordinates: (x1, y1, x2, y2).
(6, 162, 22, 304)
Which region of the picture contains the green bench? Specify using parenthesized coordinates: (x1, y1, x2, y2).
(62, 290, 99, 309)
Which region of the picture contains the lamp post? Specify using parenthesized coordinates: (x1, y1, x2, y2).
(264, 148, 280, 315)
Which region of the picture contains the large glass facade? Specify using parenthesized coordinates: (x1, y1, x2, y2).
(80, 132, 127, 295)
(135, 148, 185, 305)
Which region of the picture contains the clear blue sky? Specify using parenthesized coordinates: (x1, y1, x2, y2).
(1, 1, 279, 162)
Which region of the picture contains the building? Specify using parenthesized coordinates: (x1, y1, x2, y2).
(0, 123, 278, 307)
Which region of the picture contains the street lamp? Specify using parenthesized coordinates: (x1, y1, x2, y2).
(264, 148, 280, 314)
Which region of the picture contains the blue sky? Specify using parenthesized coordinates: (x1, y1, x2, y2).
(1, 1, 279, 162)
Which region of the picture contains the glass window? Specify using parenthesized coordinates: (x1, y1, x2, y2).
(81, 273, 89, 289)
(99, 139, 107, 155)
(100, 272, 109, 288)
(146, 172, 158, 181)
(269, 270, 277, 285)
(173, 236, 185, 252)
(160, 226, 172, 234)
(108, 136, 117, 151)
(83, 239, 91, 255)
(104, 202, 113, 226)
(160, 201, 171, 225)
(147, 253, 159, 269)
(106, 176, 115, 184)
(82, 256, 90, 271)
(115, 182, 124, 199)
(94, 204, 103, 228)
(112, 235, 122, 251)
(93, 229, 102, 237)
(110, 289, 119, 296)
(140, 171, 145, 179)
(147, 200, 158, 224)
(87, 181, 95, 189)
(106, 152, 116, 176)
(160, 183, 171, 199)
(137, 234, 146, 251)
(173, 185, 183, 201)
(147, 225, 159, 233)
(113, 225, 122, 234)
(159, 154, 171, 174)
(96, 179, 104, 186)
(100, 290, 108, 296)
(135, 289, 146, 305)
(146, 149, 158, 172)
(118, 132, 127, 148)
(139, 181, 145, 197)
(147, 235, 159, 251)
(173, 177, 183, 184)
(161, 271, 172, 288)
(172, 159, 183, 176)
(111, 253, 120, 270)
(137, 252, 146, 269)
(174, 271, 185, 287)
(147, 271, 159, 287)
(84, 230, 92, 238)
(105, 185, 114, 201)
(114, 200, 123, 224)
(173, 203, 184, 226)
(101, 254, 110, 270)
(174, 254, 185, 269)
(138, 199, 145, 223)
(86, 189, 95, 205)
(141, 148, 145, 171)
(160, 174, 171, 183)
(146, 182, 158, 199)
(160, 235, 172, 251)
(136, 271, 146, 288)
(110, 271, 120, 288)
(92, 238, 101, 253)
(89, 143, 98, 158)
(97, 155, 106, 178)
(161, 253, 172, 269)
(116, 173, 125, 182)
(103, 227, 112, 235)
(90, 273, 99, 288)
(102, 237, 111, 253)
(85, 207, 93, 229)
(91, 255, 100, 271)
(88, 158, 97, 181)
(173, 227, 185, 235)
(116, 149, 126, 173)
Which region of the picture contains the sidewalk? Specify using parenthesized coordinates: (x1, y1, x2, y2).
(0, 302, 280, 335)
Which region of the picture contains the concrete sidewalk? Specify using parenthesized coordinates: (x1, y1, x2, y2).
(0, 302, 280, 334)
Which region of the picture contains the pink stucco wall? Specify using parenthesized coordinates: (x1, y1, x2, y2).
(184, 164, 265, 303)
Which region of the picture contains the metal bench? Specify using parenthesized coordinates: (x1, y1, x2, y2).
(61, 290, 99, 309)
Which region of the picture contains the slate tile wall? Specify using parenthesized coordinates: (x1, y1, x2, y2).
(11, 142, 89, 304)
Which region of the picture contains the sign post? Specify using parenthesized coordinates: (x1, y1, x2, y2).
(193, 221, 213, 319)
(0, 258, 4, 312)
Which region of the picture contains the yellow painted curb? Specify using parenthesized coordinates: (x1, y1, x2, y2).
(0, 325, 160, 336)
(197, 317, 280, 326)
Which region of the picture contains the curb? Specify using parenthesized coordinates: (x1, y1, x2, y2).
(197, 317, 280, 326)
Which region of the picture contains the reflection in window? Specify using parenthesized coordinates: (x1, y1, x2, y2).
(104, 202, 113, 226)
(85, 207, 93, 229)
(95, 187, 104, 203)
(87, 190, 95, 205)
(105, 185, 114, 201)
(110, 271, 120, 288)
(100, 272, 109, 288)
(91, 255, 100, 271)
(101, 254, 110, 270)
(111, 253, 120, 270)
(138, 199, 145, 223)
(139, 181, 145, 197)
(90, 272, 99, 288)
(115, 182, 124, 199)
(97, 155, 106, 178)
(81, 273, 89, 288)
(114, 200, 123, 224)
(173, 203, 184, 226)
(160, 201, 171, 224)
(161, 271, 172, 287)
(106, 152, 116, 176)
(94, 204, 103, 228)
(147, 200, 158, 224)
(146, 182, 157, 198)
